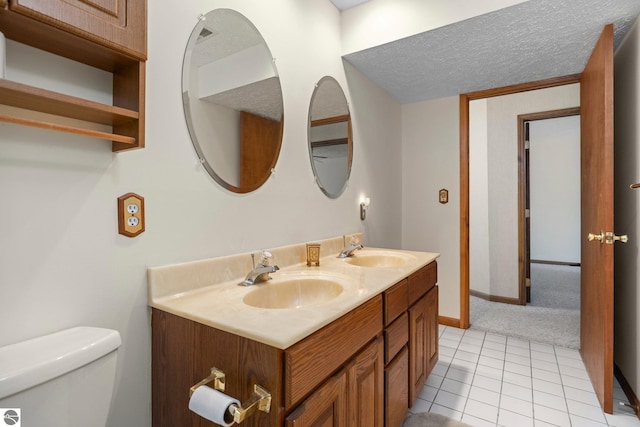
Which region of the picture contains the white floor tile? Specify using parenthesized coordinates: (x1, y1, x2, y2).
(483, 340, 506, 351)
(530, 350, 556, 363)
(473, 373, 503, 393)
(506, 345, 530, 357)
(566, 399, 607, 423)
(445, 366, 475, 385)
(569, 414, 608, 427)
(469, 385, 500, 407)
(562, 385, 600, 407)
(498, 408, 534, 427)
(501, 382, 533, 402)
(505, 353, 532, 367)
(481, 347, 506, 360)
(420, 331, 640, 427)
(500, 394, 533, 418)
(418, 385, 438, 402)
(533, 389, 568, 412)
(531, 358, 560, 374)
(430, 403, 463, 421)
(409, 397, 431, 414)
(440, 378, 471, 397)
(464, 398, 499, 423)
(462, 413, 498, 427)
(504, 361, 531, 377)
(434, 389, 467, 412)
(532, 367, 562, 384)
(426, 373, 444, 388)
(562, 374, 595, 392)
(534, 404, 571, 427)
(532, 377, 564, 397)
(503, 370, 533, 388)
(458, 342, 482, 354)
(508, 337, 530, 349)
(479, 355, 505, 370)
(475, 364, 503, 381)
(530, 342, 555, 354)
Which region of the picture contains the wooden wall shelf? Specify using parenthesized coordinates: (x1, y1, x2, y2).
(0, 0, 146, 152)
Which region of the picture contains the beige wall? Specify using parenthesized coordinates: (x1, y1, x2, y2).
(614, 15, 640, 400)
(0, 1, 402, 426)
(402, 96, 461, 319)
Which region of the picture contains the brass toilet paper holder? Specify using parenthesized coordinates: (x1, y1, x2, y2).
(190, 367, 271, 424)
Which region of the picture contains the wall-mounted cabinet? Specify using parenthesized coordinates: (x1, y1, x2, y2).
(0, 0, 146, 151)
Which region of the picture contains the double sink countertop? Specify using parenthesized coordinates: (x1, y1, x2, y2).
(148, 243, 439, 350)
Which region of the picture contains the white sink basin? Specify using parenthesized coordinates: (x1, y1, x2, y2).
(343, 250, 415, 268)
(243, 274, 346, 309)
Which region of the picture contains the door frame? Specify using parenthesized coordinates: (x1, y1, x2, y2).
(517, 107, 581, 305)
(458, 74, 581, 329)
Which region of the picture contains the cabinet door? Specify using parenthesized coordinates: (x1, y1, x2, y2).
(285, 370, 347, 427)
(385, 346, 409, 427)
(8, 0, 146, 59)
(347, 337, 384, 427)
(409, 295, 427, 405)
(425, 287, 439, 375)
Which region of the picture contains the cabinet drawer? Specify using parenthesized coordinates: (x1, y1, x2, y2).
(384, 279, 408, 326)
(385, 312, 408, 364)
(284, 295, 383, 410)
(408, 262, 437, 307)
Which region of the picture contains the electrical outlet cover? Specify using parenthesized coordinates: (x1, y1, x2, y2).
(118, 193, 145, 237)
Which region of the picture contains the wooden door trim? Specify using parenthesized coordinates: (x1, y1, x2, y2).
(459, 75, 581, 329)
(517, 107, 580, 305)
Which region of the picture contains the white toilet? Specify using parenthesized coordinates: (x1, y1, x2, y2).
(0, 327, 121, 427)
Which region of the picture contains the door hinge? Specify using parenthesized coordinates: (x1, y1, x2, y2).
(524, 140, 530, 150)
(525, 209, 530, 218)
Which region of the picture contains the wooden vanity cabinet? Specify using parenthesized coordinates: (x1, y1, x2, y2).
(152, 261, 438, 427)
(408, 263, 438, 405)
(0, 0, 146, 150)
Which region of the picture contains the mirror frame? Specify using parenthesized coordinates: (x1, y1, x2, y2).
(182, 9, 284, 194)
(307, 76, 353, 199)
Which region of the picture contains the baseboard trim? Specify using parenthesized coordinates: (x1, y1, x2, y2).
(531, 259, 581, 267)
(438, 316, 462, 328)
(470, 289, 522, 305)
(614, 363, 640, 418)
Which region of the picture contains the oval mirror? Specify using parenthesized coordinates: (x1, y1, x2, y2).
(308, 77, 352, 198)
(182, 9, 284, 193)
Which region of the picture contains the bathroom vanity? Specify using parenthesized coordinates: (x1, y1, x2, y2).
(149, 237, 438, 427)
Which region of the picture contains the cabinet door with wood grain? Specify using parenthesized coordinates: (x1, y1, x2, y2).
(409, 294, 427, 405)
(425, 287, 439, 375)
(347, 337, 384, 427)
(385, 345, 409, 427)
(285, 370, 347, 427)
(8, 0, 146, 59)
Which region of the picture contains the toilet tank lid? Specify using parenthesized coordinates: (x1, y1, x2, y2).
(0, 327, 121, 400)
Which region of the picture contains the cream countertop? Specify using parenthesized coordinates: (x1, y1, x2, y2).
(148, 242, 439, 350)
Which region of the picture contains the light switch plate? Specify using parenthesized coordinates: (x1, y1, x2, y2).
(118, 193, 145, 237)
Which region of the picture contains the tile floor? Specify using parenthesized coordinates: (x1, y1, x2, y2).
(408, 325, 640, 427)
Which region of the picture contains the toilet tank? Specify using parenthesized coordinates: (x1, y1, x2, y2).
(0, 327, 121, 427)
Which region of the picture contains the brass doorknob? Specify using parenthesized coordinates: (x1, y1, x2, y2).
(613, 234, 629, 243)
(588, 232, 603, 242)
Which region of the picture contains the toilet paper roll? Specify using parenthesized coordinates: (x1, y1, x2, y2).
(0, 31, 5, 79)
(188, 385, 240, 427)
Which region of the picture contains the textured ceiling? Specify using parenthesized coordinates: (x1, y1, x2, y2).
(343, 0, 640, 103)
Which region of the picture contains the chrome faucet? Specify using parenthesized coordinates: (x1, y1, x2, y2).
(337, 237, 364, 258)
(239, 251, 280, 286)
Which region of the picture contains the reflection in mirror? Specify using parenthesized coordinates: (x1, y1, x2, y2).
(182, 9, 284, 193)
(308, 77, 352, 198)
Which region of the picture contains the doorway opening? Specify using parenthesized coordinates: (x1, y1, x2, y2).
(519, 109, 581, 309)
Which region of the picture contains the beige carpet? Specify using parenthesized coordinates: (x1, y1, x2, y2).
(403, 412, 472, 427)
